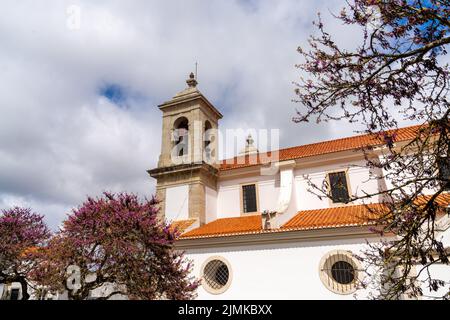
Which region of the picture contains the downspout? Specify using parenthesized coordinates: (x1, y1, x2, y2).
(262, 160, 296, 229)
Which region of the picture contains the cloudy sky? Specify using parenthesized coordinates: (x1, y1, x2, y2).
(0, 0, 419, 229)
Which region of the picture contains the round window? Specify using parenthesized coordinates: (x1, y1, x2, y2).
(319, 250, 361, 295)
(202, 257, 232, 294)
(331, 261, 355, 284)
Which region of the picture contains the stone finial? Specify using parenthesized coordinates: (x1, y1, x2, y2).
(246, 134, 254, 147)
(239, 134, 259, 155)
(186, 72, 198, 88)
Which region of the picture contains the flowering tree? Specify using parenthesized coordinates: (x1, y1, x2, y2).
(31, 192, 198, 300)
(0, 207, 51, 300)
(295, 1, 450, 299)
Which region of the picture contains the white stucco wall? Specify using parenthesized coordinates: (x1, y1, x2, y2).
(215, 157, 383, 220)
(258, 179, 280, 212)
(185, 237, 380, 300)
(217, 175, 280, 219)
(417, 262, 450, 299)
(380, 153, 439, 198)
(295, 159, 379, 211)
(165, 185, 189, 221)
(216, 184, 240, 219)
(0, 282, 24, 300)
(438, 222, 450, 246)
(205, 186, 218, 223)
(417, 225, 450, 298)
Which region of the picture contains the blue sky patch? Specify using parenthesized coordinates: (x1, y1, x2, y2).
(99, 83, 128, 106)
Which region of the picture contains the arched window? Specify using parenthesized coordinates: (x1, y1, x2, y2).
(173, 117, 189, 157)
(204, 120, 213, 163)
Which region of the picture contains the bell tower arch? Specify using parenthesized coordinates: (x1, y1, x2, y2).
(148, 73, 222, 225)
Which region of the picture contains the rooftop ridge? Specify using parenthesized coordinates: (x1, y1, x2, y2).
(218, 123, 423, 170)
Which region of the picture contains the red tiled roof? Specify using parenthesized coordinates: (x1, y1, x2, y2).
(21, 246, 40, 257)
(180, 204, 383, 239)
(181, 214, 262, 239)
(282, 203, 385, 231)
(170, 219, 197, 234)
(414, 193, 450, 207)
(179, 193, 450, 240)
(219, 124, 422, 171)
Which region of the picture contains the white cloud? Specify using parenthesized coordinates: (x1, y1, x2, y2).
(0, 0, 417, 229)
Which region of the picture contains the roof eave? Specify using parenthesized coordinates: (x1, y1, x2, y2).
(175, 225, 390, 249)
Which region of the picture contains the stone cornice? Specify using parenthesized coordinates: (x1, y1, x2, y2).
(147, 162, 219, 178)
(158, 90, 223, 119)
(175, 225, 389, 250)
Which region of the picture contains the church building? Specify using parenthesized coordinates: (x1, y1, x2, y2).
(148, 74, 450, 300)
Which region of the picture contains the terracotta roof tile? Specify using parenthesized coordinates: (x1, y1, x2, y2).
(180, 214, 262, 239)
(170, 219, 197, 234)
(180, 204, 383, 239)
(219, 124, 422, 171)
(282, 203, 386, 231)
(179, 193, 450, 240)
(414, 193, 450, 207)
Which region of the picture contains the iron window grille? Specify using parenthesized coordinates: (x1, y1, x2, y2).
(328, 171, 350, 203)
(438, 156, 450, 190)
(242, 184, 257, 213)
(331, 261, 355, 285)
(320, 251, 360, 295)
(203, 259, 231, 293)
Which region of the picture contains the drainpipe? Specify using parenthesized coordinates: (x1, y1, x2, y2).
(262, 160, 296, 229)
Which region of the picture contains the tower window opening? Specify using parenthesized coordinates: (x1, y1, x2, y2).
(173, 117, 189, 157)
(204, 121, 213, 163)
